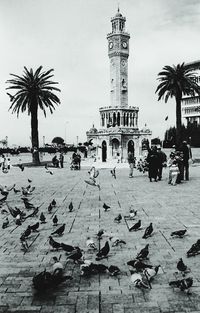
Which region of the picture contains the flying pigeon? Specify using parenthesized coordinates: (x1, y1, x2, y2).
(109, 236, 126, 247)
(129, 220, 141, 231)
(142, 223, 153, 239)
(84, 178, 100, 190)
(143, 265, 160, 281)
(18, 164, 24, 171)
(28, 179, 32, 183)
(130, 271, 150, 289)
(165, 116, 168, 121)
(13, 187, 20, 193)
(51, 224, 65, 236)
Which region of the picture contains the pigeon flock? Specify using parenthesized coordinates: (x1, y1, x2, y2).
(0, 163, 197, 298)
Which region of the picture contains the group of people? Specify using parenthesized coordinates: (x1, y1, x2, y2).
(127, 141, 192, 185)
(0, 155, 11, 173)
(71, 150, 81, 170)
(52, 153, 64, 168)
(146, 141, 192, 185)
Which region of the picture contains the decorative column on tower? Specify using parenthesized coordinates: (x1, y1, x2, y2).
(107, 8, 130, 108)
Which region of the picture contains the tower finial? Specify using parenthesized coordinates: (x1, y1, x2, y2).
(118, 2, 120, 13)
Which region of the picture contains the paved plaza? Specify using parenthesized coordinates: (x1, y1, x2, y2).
(0, 156, 200, 313)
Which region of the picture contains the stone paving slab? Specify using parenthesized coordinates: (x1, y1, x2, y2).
(0, 160, 200, 312)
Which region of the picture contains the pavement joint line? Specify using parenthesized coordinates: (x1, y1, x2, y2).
(62, 182, 79, 203)
(68, 200, 82, 234)
(24, 233, 40, 255)
(141, 207, 149, 217)
(159, 230, 176, 252)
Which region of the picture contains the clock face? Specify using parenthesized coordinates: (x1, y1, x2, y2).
(109, 42, 113, 49)
(122, 41, 127, 49)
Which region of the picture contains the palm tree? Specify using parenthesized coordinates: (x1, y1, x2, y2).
(6, 66, 60, 165)
(155, 63, 200, 148)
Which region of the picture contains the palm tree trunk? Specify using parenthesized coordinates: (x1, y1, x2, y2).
(31, 104, 40, 165)
(176, 96, 182, 148)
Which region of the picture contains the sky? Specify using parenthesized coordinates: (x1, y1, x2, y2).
(1, 0, 200, 146)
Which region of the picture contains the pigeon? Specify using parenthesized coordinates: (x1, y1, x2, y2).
(103, 203, 110, 211)
(15, 215, 22, 226)
(108, 265, 120, 276)
(143, 265, 160, 281)
(88, 166, 99, 179)
(0, 184, 15, 196)
(2, 217, 9, 229)
(30, 222, 39, 232)
(40, 212, 46, 224)
(18, 164, 24, 171)
(86, 237, 97, 250)
(136, 244, 149, 260)
(69, 202, 73, 212)
(96, 241, 110, 260)
(23, 199, 35, 210)
(130, 272, 150, 289)
(61, 243, 75, 253)
(129, 220, 141, 231)
(177, 258, 190, 276)
(110, 167, 116, 179)
(85, 178, 100, 190)
(127, 259, 153, 272)
(13, 187, 21, 193)
(22, 225, 31, 238)
(1, 208, 8, 214)
(20, 236, 29, 251)
(129, 209, 137, 219)
(51, 199, 56, 207)
(90, 263, 108, 273)
(49, 236, 62, 250)
(109, 236, 126, 247)
(67, 247, 83, 263)
(187, 239, 200, 257)
(97, 229, 104, 240)
(28, 179, 32, 183)
(114, 214, 122, 223)
(7, 205, 19, 218)
(171, 229, 187, 238)
(52, 215, 58, 226)
(0, 195, 7, 206)
(48, 203, 53, 213)
(51, 224, 65, 236)
(169, 277, 193, 294)
(142, 223, 153, 239)
(52, 256, 64, 276)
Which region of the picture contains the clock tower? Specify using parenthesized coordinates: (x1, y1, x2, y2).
(86, 8, 152, 162)
(107, 8, 130, 107)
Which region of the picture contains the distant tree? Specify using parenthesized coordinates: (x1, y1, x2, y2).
(156, 63, 200, 148)
(6, 66, 60, 165)
(52, 137, 64, 145)
(151, 137, 161, 146)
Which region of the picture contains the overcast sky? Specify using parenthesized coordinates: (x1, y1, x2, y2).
(0, 0, 200, 146)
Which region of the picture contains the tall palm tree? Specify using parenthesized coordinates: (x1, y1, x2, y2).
(6, 66, 60, 165)
(155, 63, 200, 147)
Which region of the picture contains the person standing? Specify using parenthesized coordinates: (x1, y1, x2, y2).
(127, 151, 135, 178)
(146, 146, 159, 182)
(181, 141, 192, 181)
(157, 147, 167, 180)
(59, 152, 64, 168)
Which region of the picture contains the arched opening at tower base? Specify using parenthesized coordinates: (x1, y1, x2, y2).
(102, 141, 107, 162)
(112, 138, 120, 158)
(128, 140, 135, 156)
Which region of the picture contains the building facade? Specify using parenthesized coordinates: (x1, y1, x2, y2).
(86, 9, 151, 162)
(182, 60, 200, 125)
